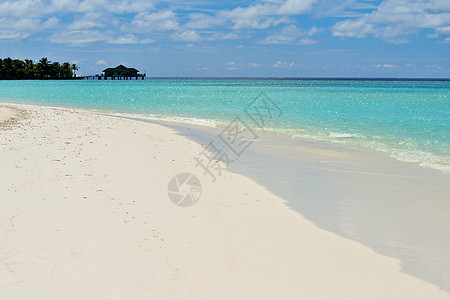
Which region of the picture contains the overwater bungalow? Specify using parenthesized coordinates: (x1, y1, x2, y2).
(86, 65, 146, 80)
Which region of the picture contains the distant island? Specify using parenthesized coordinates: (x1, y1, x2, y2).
(0, 57, 79, 80)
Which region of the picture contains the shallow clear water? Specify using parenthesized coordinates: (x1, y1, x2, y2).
(1, 78, 449, 170)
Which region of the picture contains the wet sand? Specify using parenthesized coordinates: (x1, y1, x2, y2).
(0, 103, 449, 298)
(138, 117, 450, 293)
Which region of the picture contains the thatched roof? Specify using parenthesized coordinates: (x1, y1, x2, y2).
(103, 65, 139, 73)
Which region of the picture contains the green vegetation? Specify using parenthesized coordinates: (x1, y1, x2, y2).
(0, 57, 79, 79)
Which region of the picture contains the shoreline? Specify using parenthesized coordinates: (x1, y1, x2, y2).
(113, 111, 450, 173)
(118, 114, 450, 292)
(0, 103, 449, 298)
(1, 88, 449, 174)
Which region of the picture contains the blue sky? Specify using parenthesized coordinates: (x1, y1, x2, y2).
(1, 0, 449, 77)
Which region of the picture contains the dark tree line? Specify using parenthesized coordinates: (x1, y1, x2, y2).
(0, 57, 79, 79)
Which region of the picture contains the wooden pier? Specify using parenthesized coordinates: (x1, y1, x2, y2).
(85, 74, 146, 80)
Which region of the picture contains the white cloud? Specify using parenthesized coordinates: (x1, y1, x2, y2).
(123, 10, 179, 33)
(0, 0, 157, 41)
(49, 30, 108, 46)
(249, 62, 262, 67)
(206, 32, 241, 41)
(332, 0, 450, 42)
(224, 61, 243, 70)
(186, 0, 315, 30)
(0, 31, 32, 40)
(0, 17, 41, 32)
(425, 64, 442, 69)
(261, 24, 318, 44)
(273, 60, 295, 68)
(43, 17, 59, 28)
(307, 26, 320, 36)
(101, 0, 154, 14)
(50, 0, 154, 14)
(108, 34, 154, 44)
(430, 26, 450, 43)
(0, 0, 154, 18)
(68, 13, 105, 30)
(314, 0, 378, 18)
(375, 64, 398, 68)
(220, 4, 278, 29)
(96, 60, 107, 65)
(108, 33, 139, 44)
(0, 16, 58, 41)
(263, 24, 301, 44)
(186, 13, 227, 29)
(278, 0, 316, 15)
(0, 0, 45, 18)
(170, 30, 202, 42)
(140, 38, 155, 44)
(0, 0, 319, 45)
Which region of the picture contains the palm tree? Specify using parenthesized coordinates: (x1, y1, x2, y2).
(13, 59, 25, 77)
(38, 57, 51, 77)
(51, 62, 61, 77)
(24, 59, 35, 77)
(0, 57, 82, 79)
(62, 62, 72, 77)
(71, 63, 79, 77)
(3, 57, 13, 78)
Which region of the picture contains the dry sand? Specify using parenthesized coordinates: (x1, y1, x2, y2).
(0, 103, 448, 299)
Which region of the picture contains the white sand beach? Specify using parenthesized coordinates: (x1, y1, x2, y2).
(0, 103, 448, 299)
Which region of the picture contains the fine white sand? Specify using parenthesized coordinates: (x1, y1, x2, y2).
(0, 103, 448, 299)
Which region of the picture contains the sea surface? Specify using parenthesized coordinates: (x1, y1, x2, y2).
(1, 78, 449, 171)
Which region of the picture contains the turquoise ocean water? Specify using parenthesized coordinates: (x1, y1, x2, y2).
(1, 79, 449, 171)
